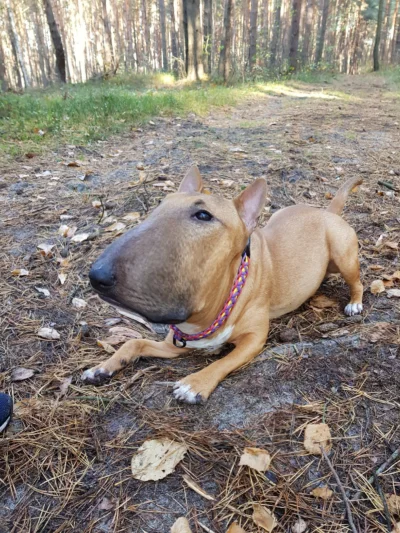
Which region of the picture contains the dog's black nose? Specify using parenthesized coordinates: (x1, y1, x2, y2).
(89, 263, 116, 291)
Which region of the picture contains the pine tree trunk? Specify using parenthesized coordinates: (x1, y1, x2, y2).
(260, 0, 269, 66)
(301, 0, 314, 64)
(169, 0, 179, 74)
(248, 0, 259, 70)
(315, 0, 329, 64)
(203, 0, 213, 74)
(390, 0, 400, 61)
(270, 0, 282, 67)
(7, 3, 31, 87)
(242, 0, 250, 70)
(43, 0, 65, 83)
(218, 0, 234, 81)
(289, 0, 302, 70)
(183, 0, 204, 80)
(158, 0, 168, 70)
(374, 0, 385, 71)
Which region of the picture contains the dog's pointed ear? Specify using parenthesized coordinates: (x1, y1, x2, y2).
(178, 165, 203, 193)
(234, 178, 267, 232)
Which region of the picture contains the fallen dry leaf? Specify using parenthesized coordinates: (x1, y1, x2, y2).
(310, 294, 337, 309)
(221, 179, 235, 187)
(291, 518, 308, 533)
(387, 289, 400, 298)
(98, 496, 115, 511)
(131, 438, 188, 481)
(58, 224, 77, 238)
(38, 327, 61, 340)
(38, 243, 55, 257)
(71, 233, 90, 243)
(370, 279, 386, 294)
(171, 517, 192, 533)
(35, 287, 50, 297)
(385, 241, 399, 250)
(97, 340, 116, 354)
(104, 222, 126, 233)
(66, 161, 81, 167)
(392, 271, 400, 280)
(229, 146, 247, 153)
(304, 423, 332, 454)
(11, 268, 29, 277)
(387, 494, 400, 515)
(375, 234, 386, 248)
(252, 504, 277, 532)
(226, 523, 247, 533)
(123, 212, 141, 222)
(104, 326, 142, 345)
(239, 447, 271, 472)
(312, 486, 333, 500)
(59, 376, 72, 397)
(183, 474, 215, 501)
(72, 297, 87, 309)
(11, 367, 35, 382)
(369, 264, 385, 271)
(58, 272, 67, 285)
(92, 200, 102, 208)
(392, 522, 400, 533)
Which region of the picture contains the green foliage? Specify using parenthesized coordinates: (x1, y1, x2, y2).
(0, 74, 245, 156)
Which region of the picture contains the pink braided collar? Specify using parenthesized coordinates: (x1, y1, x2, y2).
(170, 242, 250, 348)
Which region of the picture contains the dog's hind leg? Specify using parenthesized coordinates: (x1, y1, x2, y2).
(328, 224, 363, 316)
(81, 332, 191, 385)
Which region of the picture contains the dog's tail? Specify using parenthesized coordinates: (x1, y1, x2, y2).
(326, 177, 363, 215)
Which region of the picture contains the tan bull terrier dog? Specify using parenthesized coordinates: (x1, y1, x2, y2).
(82, 166, 363, 403)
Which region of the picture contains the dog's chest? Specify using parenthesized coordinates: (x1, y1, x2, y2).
(185, 325, 234, 350)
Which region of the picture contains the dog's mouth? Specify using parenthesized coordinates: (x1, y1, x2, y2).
(97, 294, 180, 331)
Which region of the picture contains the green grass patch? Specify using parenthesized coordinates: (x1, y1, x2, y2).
(0, 75, 250, 157)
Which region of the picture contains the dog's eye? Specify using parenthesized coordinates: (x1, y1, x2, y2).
(193, 210, 213, 221)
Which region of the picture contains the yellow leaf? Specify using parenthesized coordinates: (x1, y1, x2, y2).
(131, 438, 188, 481)
(252, 504, 277, 531)
(370, 279, 386, 294)
(304, 423, 332, 454)
(239, 447, 271, 472)
(11, 268, 29, 277)
(312, 486, 333, 500)
(97, 340, 116, 354)
(171, 517, 192, 533)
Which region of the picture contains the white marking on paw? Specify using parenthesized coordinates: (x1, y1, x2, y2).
(81, 367, 106, 381)
(344, 303, 363, 316)
(173, 382, 200, 404)
(185, 325, 234, 349)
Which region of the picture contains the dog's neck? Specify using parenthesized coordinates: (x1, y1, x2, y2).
(170, 240, 251, 347)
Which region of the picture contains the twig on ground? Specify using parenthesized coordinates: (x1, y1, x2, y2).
(320, 446, 358, 533)
(378, 180, 399, 192)
(354, 445, 400, 500)
(373, 473, 392, 533)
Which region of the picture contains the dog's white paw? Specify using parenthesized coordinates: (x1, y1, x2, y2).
(344, 303, 363, 316)
(81, 367, 113, 385)
(173, 382, 203, 404)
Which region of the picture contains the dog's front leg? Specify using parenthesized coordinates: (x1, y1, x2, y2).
(81, 332, 191, 385)
(173, 331, 267, 404)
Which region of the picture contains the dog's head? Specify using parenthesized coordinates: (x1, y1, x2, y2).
(89, 166, 267, 324)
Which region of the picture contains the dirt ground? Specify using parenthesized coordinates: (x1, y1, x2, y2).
(1, 74, 400, 533)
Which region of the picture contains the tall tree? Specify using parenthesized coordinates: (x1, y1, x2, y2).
(183, 0, 204, 80)
(43, 0, 66, 82)
(260, 0, 269, 66)
(218, 0, 234, 81)
(315, 0, 329, 64)
(270, 0, 282, 67)
(390, 0, 400, 61)
(248, 0, 259, 69)
(301, 0, 314, 64)
(203, 0, 213, 73)
(169, 0, 179, 74)
(159, 0, 168, 70)
(7, 2, 30, 87)
(374, 0, 385, 70)
(289, 0, 302, 70)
